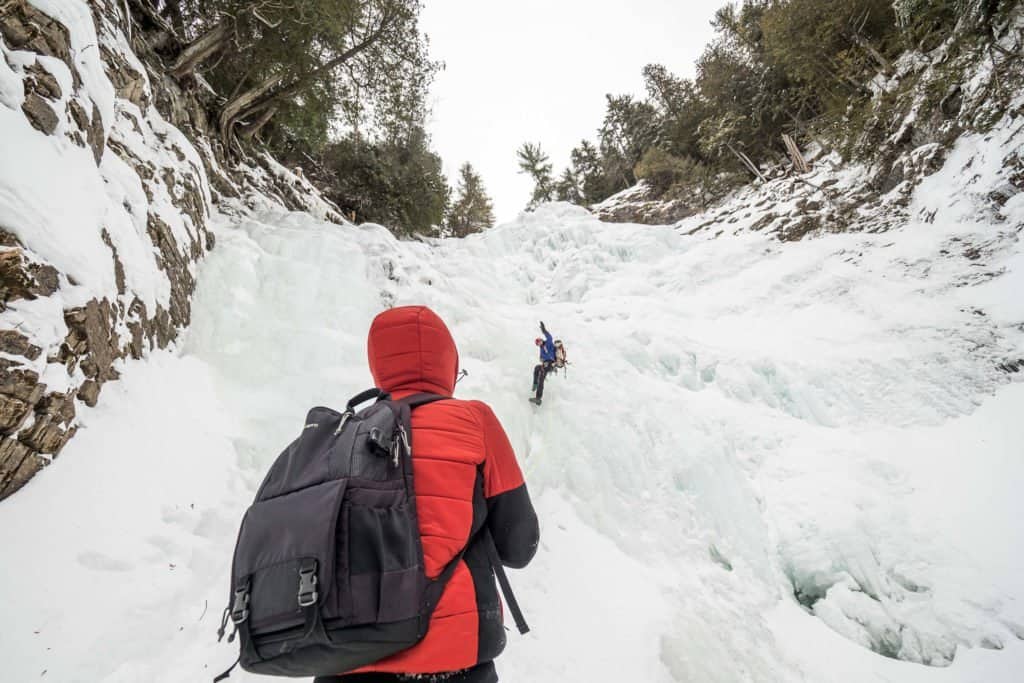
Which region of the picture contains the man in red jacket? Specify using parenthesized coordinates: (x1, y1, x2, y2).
(316, 305, 539, 683)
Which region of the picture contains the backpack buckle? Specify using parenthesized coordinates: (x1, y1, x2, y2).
(298, 560, 319, 607)
(230, 580, 250, 624)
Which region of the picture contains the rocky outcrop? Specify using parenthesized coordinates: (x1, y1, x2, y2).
(0, 0, 208, 498)
(0, 0, 346, 501)
(0, 0, 340, 500)
(592, 182, 699, 226)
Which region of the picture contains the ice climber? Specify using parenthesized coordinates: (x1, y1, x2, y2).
(530, 321, 556, 405)
(317, 306, 540, 683)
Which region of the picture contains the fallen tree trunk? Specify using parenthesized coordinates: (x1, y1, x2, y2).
(782, 134, 811, 174)
(727, 143, 766, 183)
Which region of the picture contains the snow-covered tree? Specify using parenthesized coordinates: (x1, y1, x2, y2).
(447, 163, 495, 237)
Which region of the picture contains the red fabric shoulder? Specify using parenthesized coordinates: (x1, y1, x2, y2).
(468, 401, 524, 498)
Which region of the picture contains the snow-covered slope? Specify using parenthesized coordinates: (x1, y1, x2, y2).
(0, 3, 1022, 677)
(1, 102, 1022, 682)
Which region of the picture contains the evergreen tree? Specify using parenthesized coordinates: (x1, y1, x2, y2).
(447, 163, 495, 237)
(597, 95, 660, 193)
(319, 126, 448, 236)
(569, 140, 611, 205)
(760, 0, 897, 108)
(469, 0, 984, 214)
(642, 65, 708, 161)
(554, 168, 584, 205)
(170, 0, 438, 151)
(516, 142, 555, 209)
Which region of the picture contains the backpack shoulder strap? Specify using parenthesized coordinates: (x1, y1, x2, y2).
(396, 393, 449, 410)
(388, 393, 449, 459)
(392, 393, 449, 434)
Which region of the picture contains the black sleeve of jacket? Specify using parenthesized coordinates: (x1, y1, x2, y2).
(487, 483, 539, 569)
(475, 400, 540, 569)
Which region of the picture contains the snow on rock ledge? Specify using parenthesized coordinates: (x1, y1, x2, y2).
(0, 0, 338, 499)
(0, 0, 345, 501)
(0, 0, 216, 498)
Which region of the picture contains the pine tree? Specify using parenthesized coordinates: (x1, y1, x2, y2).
(170, 0, 437, 150)
(597, 95, 659, 192)
(319, 126, 449, 236)
(569, 140, 611, 204)
(554, 168, 584, 204)
(516, 142, 555, 209)
(447, 163, 495, 237)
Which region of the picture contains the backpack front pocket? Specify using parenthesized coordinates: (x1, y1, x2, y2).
(232, 478, 347, 633)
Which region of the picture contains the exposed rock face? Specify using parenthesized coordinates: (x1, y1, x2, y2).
(21, 90, 58, 132)
(0, 0, 343, 500)
(0, 0, 215, 499)
(0, 247, 60, 302)
(592, 182, 699, 226)
(0, 0, 72, 63)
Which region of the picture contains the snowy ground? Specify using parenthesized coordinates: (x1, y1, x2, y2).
(1, 151, 1023, 680)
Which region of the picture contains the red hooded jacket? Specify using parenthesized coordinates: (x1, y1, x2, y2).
(350, 305, 539, 674)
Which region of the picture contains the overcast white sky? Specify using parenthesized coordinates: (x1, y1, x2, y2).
(420, 0, 724, 224)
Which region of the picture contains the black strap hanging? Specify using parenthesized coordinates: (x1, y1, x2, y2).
(483, 529, 530, 635)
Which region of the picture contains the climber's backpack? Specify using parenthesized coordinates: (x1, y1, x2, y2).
(214, 388, 526, 681)
(554, 339, 568, 369)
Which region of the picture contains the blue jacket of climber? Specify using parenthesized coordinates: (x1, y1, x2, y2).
(536, 322, 556, 362)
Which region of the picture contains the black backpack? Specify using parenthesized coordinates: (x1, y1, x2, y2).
(214, 389, 526, 681)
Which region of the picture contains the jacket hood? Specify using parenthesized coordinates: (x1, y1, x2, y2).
(367, 306, 459, 397)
